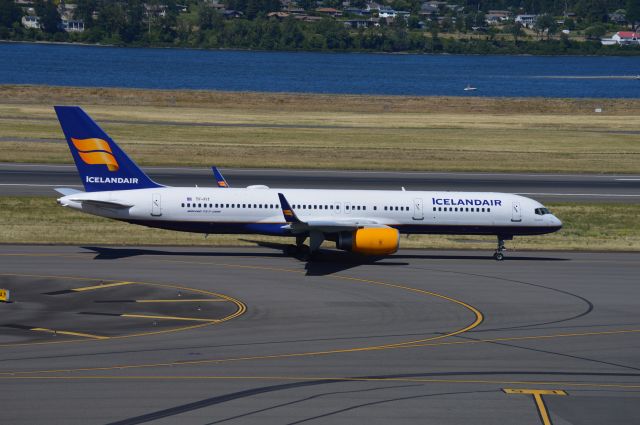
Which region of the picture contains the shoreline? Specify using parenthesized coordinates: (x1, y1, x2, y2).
(2, 38, 639, 59)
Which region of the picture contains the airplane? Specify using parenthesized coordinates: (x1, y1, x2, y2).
(53, 106, 562, 261)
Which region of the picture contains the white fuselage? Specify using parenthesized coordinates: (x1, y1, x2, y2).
(59, 187, 562, 237)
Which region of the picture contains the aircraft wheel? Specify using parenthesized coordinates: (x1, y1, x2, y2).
(284, 245, 297, 256)
(493, 252, 504, 261)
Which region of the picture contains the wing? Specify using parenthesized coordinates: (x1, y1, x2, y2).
(277, 193, 389, 233)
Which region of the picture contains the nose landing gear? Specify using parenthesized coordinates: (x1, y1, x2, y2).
(493, 237, 506, 261)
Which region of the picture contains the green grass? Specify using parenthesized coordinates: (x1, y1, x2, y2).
(1, 197, 638, 251)
(1, 86, 640, 173)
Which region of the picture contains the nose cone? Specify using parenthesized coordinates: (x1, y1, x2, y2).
(549, 215, 562, 231)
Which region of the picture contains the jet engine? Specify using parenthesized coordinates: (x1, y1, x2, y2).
(336, 228, 399, 255)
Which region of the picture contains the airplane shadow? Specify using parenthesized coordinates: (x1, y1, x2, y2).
(81, 246, 284, 260)
(81, 242, 568, 276)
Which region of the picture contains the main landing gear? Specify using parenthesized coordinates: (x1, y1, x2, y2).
(493, 237, 507, 261)
(284, 235, 312, 260)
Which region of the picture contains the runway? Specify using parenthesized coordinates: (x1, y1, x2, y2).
(2, 163, 640, 202)
(1, 245, 639, 424)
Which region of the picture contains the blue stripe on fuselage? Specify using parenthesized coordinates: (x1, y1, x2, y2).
(120, 220, 560, 238)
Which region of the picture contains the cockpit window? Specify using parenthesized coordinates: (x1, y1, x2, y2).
(535, 207, 551, 215)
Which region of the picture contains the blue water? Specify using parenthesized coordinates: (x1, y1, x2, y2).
(1, 42, 639, 98)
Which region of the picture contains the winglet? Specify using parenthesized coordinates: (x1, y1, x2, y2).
(211, 166, 229, 188)
(278, 193, 301, 223)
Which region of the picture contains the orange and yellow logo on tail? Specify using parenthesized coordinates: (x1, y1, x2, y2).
(217, 181, 229, 188)
(71, 138, 119, 171)
(283, 209, 293, 217)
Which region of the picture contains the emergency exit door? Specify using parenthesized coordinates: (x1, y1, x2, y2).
(151, 193, 162, 216)
(413, 198, 424, 220)
(511, 201, 521, 222)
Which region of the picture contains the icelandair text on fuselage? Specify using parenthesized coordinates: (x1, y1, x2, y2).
(86, 176, 139, 184)
(432, 198, 502, 206)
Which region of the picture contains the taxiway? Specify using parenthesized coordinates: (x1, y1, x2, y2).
(1, 245, 639, 424)
(1, 163, 640, 203)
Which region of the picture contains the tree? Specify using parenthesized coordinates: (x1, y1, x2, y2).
(507, 20, 524, 44)
(584, 23, 606, 39)
(121, 0, 145, 43)
(627, 0, 640, 30)
(564, 17, 575, 31)
(35, 0, 62, 33)
(96, 2, 127, 40)
(199, 4, 216, 31)
(534, 14, 557, 39)
(74, 0, 97, 28)
(577, 0, 609, 23)
(0, 0, 22, 30)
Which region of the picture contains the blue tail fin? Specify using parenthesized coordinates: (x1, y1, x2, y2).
(54, 106, 163, 192)
(212, 166, 230, 188)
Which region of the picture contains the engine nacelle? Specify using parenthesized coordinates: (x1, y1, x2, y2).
(336, 228, 399, 255)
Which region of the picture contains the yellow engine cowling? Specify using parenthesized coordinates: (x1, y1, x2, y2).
(336, 228, 399, 255)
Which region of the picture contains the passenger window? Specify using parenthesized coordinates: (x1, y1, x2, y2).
(438, 207, 442, 211)
(488, 208, 491, 212)
(181, 203, 185, 207)
(482, 208, 485, 212)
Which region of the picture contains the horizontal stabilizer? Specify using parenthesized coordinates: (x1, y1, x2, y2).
(68, 198, 133, 209)
(54, 187, 83, 196)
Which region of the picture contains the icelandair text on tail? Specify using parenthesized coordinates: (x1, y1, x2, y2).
(86, 176, 139, 184)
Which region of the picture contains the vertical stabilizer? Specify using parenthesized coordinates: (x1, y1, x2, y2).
(54, 106, 163, 192)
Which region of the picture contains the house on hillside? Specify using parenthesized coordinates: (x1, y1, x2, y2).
(601, 31, 640, 45)
(485, 10, 511, 25)
(418, 3, 438, 19)
(315, 7, 342, 17)
(377, 6, 396, 18)
(515, 14, 537, 28)
(21, 15, 40, 29)
(612, 31, 639, 45)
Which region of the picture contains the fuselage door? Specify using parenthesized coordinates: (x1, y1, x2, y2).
(511, 201, 522, 222)
(345, 202, 352, 214)
(332, 202, 341, 215)
(151, 193, 162, 216)
(412, 198, 424, 220)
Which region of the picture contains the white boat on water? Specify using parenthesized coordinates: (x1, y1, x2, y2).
(464, 84, 477, 91)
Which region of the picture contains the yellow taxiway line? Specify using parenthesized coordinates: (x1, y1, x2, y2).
(72, 281, 134, 292)
(121, 314, 219, 322)
(30, 328, 108, 340)
(504, 389, 567, 425)
(135, 299, 228, 303)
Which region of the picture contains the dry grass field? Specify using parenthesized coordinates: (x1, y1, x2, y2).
(1, 85, 639, 173)
(2, 197, 638, 251)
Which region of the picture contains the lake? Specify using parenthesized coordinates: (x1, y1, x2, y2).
(1, 42, 639, 98)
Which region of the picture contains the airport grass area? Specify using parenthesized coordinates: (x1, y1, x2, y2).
(1, 197, 638, 251)
(1, 85, 640, 174)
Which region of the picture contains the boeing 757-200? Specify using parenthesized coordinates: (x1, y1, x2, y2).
(53, 106, 562, 260)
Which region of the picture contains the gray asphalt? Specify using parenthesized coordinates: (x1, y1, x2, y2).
(1, 245, 639, 425)
(2, 163, 640, 203)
